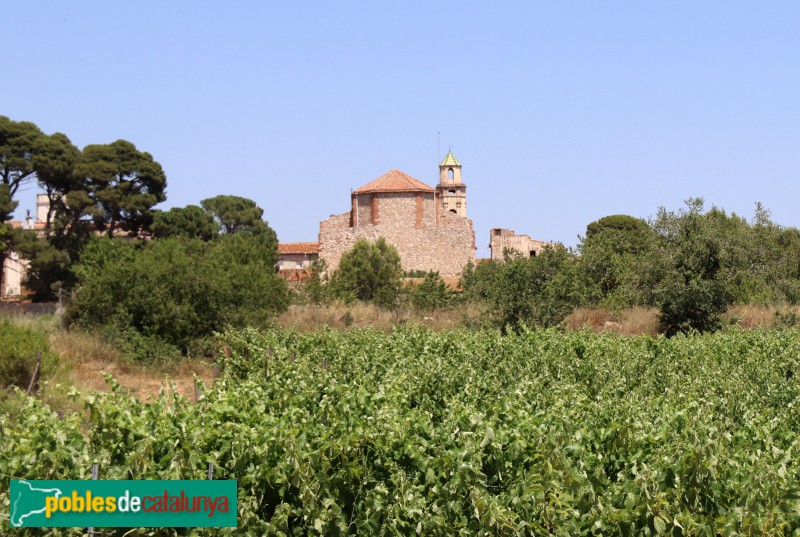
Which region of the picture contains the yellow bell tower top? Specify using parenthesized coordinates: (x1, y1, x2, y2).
(436, 151, 467, 217)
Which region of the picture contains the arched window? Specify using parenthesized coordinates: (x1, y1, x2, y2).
(448, 168, 454, 180)
(448, 189, 456, 195)
(449, 209, 457, 214)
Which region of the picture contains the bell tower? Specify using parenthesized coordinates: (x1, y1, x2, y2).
(436, 150, 467, 217)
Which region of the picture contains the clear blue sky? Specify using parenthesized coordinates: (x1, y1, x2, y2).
(4, 2, 800, 255)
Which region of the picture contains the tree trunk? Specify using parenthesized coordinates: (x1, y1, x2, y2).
(0, 249, 6, 301)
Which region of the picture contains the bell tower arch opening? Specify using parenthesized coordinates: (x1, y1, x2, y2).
(436, 150, 467, 218)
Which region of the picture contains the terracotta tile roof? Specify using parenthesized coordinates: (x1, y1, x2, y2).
(354, 169, 435, 194)
(278, 242, 319, 255)
(8, 220, 23, 229)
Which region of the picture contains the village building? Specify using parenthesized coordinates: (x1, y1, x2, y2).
(489, 228, 558, 261)
(2, 241, 27, 299)
(276, 242, 319, 270)
(315, 151, 476, 277)
(1, 194, 147, 300)
(1, 195, 51, 300)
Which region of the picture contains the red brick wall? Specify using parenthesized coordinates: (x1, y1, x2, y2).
(370, 194, 379, 224)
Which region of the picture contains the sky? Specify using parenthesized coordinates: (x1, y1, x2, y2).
(3, 2, 800, 256)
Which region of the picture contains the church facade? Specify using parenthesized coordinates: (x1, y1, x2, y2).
(317, 152, 476, 277)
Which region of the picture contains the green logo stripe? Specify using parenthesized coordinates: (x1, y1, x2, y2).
(10, 480, 237, 528)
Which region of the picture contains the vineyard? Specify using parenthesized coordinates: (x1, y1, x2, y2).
(2, 327, 800, 535)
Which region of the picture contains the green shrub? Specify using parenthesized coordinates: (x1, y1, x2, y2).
(461, 247, 579, 331)
(68, 235, 290, 359)
(0, 320, 57, 390)
(329, 238, 403, 308)
(302, 259, 332, 305)
(775, 309, 800, 328)
(410, 271, 452, 311)
(657, 277, 729, 336)
(100, 324, 183, 364)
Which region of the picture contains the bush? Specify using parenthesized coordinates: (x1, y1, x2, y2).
(657, 277, 730, 336)
(100, 324, 183, 364)
(302, 260, 333, 305)
(410, 272, 452, 311)
(0, 319, 57, 390)
(330, 238, 403, 308)
(68, 235, 290, 359)
(461, 247, 579, 331)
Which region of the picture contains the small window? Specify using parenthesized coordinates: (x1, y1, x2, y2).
(448, 189, 456, 195)
(529, 250, 537, 257)
(449, 209, 457, 214)
(448, 168, 454, 180)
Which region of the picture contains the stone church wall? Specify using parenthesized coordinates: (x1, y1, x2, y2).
(319, 193, 475, 277)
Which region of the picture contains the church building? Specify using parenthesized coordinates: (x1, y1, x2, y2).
(317, 151, 476, 277)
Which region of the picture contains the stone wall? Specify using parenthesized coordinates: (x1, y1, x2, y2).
(489, 228, 556, 260)
(319, 193, 475, 276)
(351, 192, 438, 228)
(0, 302, 57, 316)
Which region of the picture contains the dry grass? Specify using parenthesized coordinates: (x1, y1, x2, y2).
(565, 304, 800, 335)
(1, 313, 215, 403)
(564, 307, 661, 336)
(276, 301, 484, 332)
(281, 302, 665, 335)
(725, 304, 800, 329)
(49, 329, 215, 402)
(402, 276, 462, 290)
(0, 311, 62, 333)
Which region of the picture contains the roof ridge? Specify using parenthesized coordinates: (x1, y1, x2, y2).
(354, 169, 435, 194)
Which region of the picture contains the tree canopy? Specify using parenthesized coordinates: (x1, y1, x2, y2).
(0, 116, 44, 201)
(586, 214, 649, 238)
(0, 117, 169, 299)
(200, 195, 268, 235)
(151, 205, 220, 241)
(75, 139, 167, 237)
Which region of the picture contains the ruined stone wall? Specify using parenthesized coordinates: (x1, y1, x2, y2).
(489, 230, 555, 260)
(319, 193, 475, 276)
